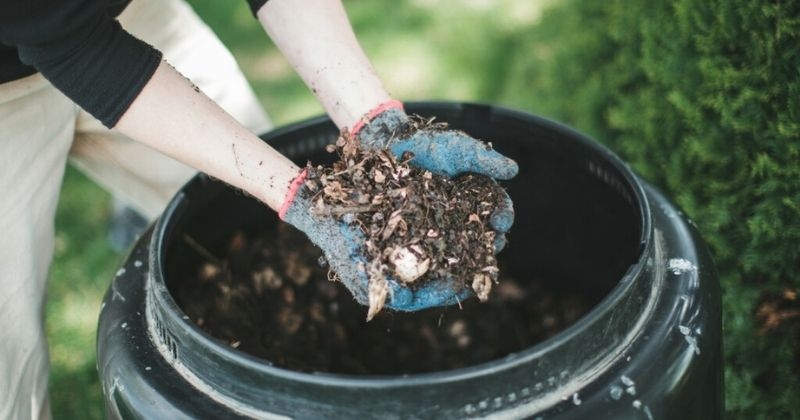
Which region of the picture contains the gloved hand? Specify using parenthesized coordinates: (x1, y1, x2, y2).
(280, 102, 518, 314)
(352, 100, 517, 252)
(279, 169, 474, 314)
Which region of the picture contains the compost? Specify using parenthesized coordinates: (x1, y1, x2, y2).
(304, 129, 504, 319)
(175, 224, 590, 375)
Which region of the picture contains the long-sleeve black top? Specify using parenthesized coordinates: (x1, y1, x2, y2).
(0, 0, 269, 128)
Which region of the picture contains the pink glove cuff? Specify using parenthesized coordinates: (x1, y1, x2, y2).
(350, 99, 405, 137)
(279, 168, 308, 220)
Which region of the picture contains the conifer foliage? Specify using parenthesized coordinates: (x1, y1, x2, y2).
(503, 0, 800, 416)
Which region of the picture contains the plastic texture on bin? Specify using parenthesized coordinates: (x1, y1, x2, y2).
(96, 102, 723, 419)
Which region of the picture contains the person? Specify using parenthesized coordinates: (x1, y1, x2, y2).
(0, 0, 518, 417)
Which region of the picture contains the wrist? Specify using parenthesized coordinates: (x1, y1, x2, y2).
(350, 100, 405, 137)
(279, 168, 308, 220)
(352, 100, 412, 150)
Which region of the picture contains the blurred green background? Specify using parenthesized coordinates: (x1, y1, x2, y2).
(48, 0, 798, 418)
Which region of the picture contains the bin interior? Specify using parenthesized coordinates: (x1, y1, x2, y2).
(162, 109, 643, 374)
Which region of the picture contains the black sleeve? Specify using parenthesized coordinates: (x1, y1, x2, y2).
(247, 0, 270, 16)
(0, 0, 162, 128)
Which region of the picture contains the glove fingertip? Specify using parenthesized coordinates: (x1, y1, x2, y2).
(489, 207, 515, 233)
(470, 148, 518, 180)
(491, 156, 519, 180)
(493, 233, 508, 254)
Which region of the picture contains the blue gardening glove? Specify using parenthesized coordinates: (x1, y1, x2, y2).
(280, 170, 473, 317)
(353, 101, 517, 252)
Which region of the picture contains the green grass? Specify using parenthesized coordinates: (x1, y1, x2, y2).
(48, 167, 119, 419)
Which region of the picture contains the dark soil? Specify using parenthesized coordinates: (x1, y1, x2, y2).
(174, 224, 591, 375)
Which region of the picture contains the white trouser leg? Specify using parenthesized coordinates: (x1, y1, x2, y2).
(70, 0, 272, 219)
(1, 0, 272, 418)
(0, 74, 78, 420)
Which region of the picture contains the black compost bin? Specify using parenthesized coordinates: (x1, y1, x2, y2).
(97, 103, 722, 419)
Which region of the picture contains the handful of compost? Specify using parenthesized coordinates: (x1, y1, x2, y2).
(280, 103, 517, 319)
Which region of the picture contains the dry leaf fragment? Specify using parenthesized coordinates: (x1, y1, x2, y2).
(354, 192, 371, 205)
(304, 180, 319, 192)
(472, 273, 493, 302)
(314, 197, 325, 212)
(377, 150, 394, 165)
(366, 260, 389, 321)
(395, 166, 411, 179)
(341, 136, 358, 159)
(373, 169, 386, 184)
(323, 181, 348, 201)
(382, 210, 405, 240)
(387, 187, 409, 198)
(371, 194, 385, 205)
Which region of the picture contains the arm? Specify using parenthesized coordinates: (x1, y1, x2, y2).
(2, 2, 300, 209)
(115, 61, 301, 211)
(257, 0, 518, 313)
(256, 0, 392, 129)
(255, 0, 516, 179)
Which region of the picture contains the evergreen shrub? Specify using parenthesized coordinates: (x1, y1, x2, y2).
(500, 0, 800, 417)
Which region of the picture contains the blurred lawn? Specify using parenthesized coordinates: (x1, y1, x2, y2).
(48, 1, 550, 417)
(48, 168, 117, 420)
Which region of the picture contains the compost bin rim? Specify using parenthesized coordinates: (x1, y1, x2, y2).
(147, 101, 655, 387)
